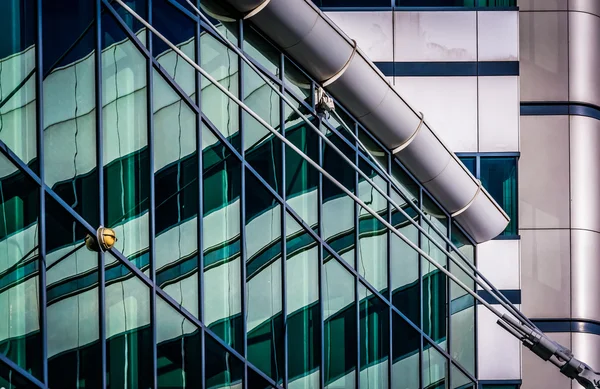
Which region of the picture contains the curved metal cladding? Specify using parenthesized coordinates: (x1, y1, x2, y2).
(203, 0, 509, 243)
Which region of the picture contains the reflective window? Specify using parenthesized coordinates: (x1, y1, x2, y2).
(286, 213, 320, 388)
(0, 153, 41, 379)
(202, 124, 243, 351)
(245, 170, 284, 382)
(323, 253, 357, 389)
(480, 157, 517, 236)
(392, 312, 420, 389)
(45, 195, 101, 388)
(205, 333, 244, 389)
(451, 364, 475, 389)
(423, 342, 448, 389)
(359, 284, 389, 389)
(0, 359, 38, 389)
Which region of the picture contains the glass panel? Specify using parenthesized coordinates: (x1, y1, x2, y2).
(390, 187, 420, 325)
(0, 359, 38, 389)
(358, 127, 388, 170)
(423, 342, 448, 389)
(326, 108, 355, 144)
(105, 254, 152, 389)
(245, 170, 284, 382)
(359, 284, 389, 389)
(451, 364, 474, 389)
(0, 0, 37, 169)
(202, 124, 243, 351)
(458, 157, 476, 176)
(390, 163, 420, 207)
(152, 0, 196, 99)
(156, 297, 202, 389)
(480, 157, 517, 236)
(358, 159, 388, 293)
(201, 32, 240, 150)
(111, 0, 147, 46)
(285, 112, 319, 229)
(323, 253, 356, 389)
(392, 312, 420, 389)
(286, 213, 320, 389)
(422, 195, 448, 348)
(43, 0, 98, 227)
(0, 153, 40, 378)
(248, 368, 276, 389)
(102, 13, 150, 268)
(153, 70, 199, 316)
(205, 333, 244, 389)
(284, 58, 311, 103)
(450, 228, 475, 376)
(244, 25, 280, 77)
(322, 131, 356, 267)
(45, 195, 101, 388)
(244, 64, 282, 194)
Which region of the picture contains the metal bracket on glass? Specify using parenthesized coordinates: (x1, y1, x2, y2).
(451, 179, 482, 218)
(322, 39, 358, 87)
(391, 111, 425, 154)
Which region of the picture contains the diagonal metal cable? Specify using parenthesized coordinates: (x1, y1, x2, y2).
(176, 0, 535, 332)
(112, 0, 530, 334)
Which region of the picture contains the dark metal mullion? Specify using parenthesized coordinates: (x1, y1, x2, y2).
(237, 19, 249, 389)
(35, 0, 48, 384)
(317, 113, 325, 389)
(195, 6, 205, 388)
(446, 216, 452, 388)
(280, 51, 289, 389)
(95, 0, 107, 386)
(419, 188, 424, 389)
(387, 161, 393, 389)
(354, 121, 361, 389)
(146, 1, 158, 388)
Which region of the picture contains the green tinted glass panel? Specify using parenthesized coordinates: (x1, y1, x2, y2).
(322, 131, 356, 267)
(284, 58, 311, 103)
(451, 364, 474, 389)
(244, 64, 282, 194)
(0, 153, 41, 378)
(480, 157, 517, 236)
(245, 169, 284, 382)
(201, 33, 240, 150)
(285, 112, 319, 229)
(248, 368, 276, 389)
(102, 13, 149, 268)
(390, 187, 420, 325)
(153, 70, 199, 317)
(43, 11, 98, 226)
(45, 194, 101, 388)
(359, 284, 389, 389)
(156, 297, 202, 389)
(0, 359, 38, 388)
(358, 159, 388, 293)
(202, 124, 242, 351)
(459, 157, 476, 176)
(0, 0, 37, 169)
(286, 213, 320, 388)
(205, 333, 244, 389)
(152, 0, 196, 99)
(423, 342, 448, 389)
(243, 25, 280, 77)
(358, 127, 388, 169)
(450, 228, 475, 376)
(392, 311, 420, 389)
(323, 252, 356, 389)
(105, 255, 152, 389)
(391, 163, 420, 207)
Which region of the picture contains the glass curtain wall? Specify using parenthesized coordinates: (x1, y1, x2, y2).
(0, 0, 478, 388)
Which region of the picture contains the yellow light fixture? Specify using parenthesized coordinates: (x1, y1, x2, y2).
(85, 226, 117, 252)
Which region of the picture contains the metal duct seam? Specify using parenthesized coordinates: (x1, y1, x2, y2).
(211, 0, 509, 242)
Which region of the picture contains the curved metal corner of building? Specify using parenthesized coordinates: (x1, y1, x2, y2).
(203, 0, 509, 243)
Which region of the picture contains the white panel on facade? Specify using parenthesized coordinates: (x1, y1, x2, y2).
(519, 116, 570, 229)
(478, 11, 519, 61)
(522, 332, 572, 389)
(478, 76, 519, 152)
(394, 12, 477, 62)
(520, 229, 571, 318)
(520, 11, 569, 102)
(324, 12, 393, 62)
(477, 239, 520, 290)
(477, 306, 521, 380)
(394, 77, 477, 152)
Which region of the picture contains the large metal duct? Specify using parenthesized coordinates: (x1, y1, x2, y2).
(201, 0, 509, 243)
